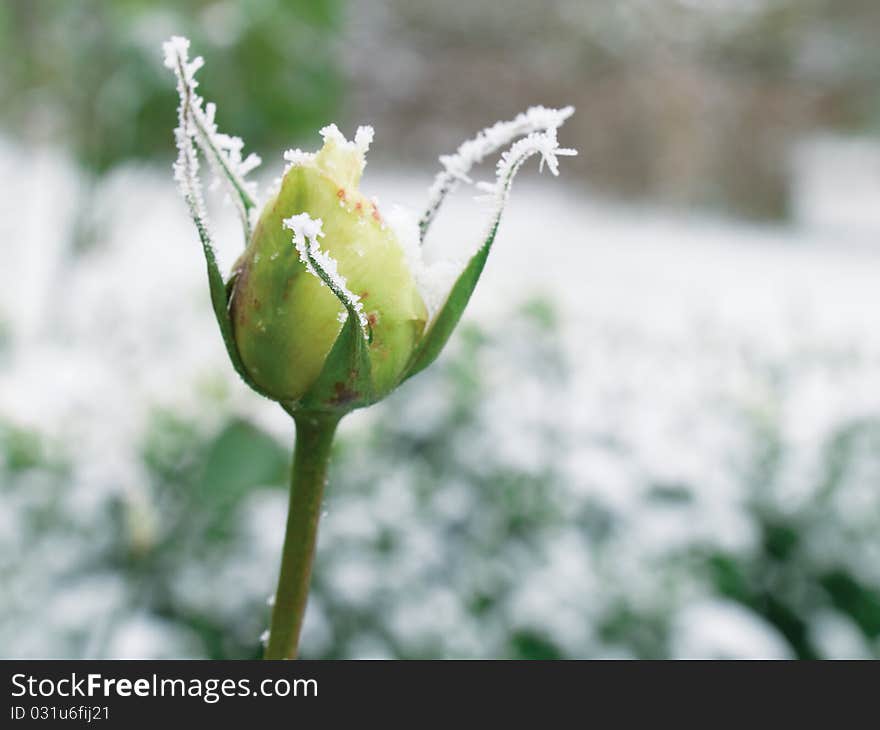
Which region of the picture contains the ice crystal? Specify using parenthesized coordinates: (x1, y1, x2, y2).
(479, 128, 577, 230)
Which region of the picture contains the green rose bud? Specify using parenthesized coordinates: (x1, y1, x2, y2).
(164, 34, 575, 419)
(229, 126, 428, 407)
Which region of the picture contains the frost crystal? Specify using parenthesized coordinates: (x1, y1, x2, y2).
(276, 125, 374, 196)
(318, 123, 375, 183)
(282, 148, 316, 172)
(319, 123, 374, 156)
(484, 128, 577, 206)
(282, 213, 369, 335)
(385, 204, 460, 318)
(163, 35, 261, 239)
(419, 105, 575, 241)
(284, 212, 325, 243)
(476, 128, 576, 246)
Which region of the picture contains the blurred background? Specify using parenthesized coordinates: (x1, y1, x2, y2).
(2, 0, 880, 659)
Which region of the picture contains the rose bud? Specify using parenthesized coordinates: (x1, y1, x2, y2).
(229, 125, 428, 408)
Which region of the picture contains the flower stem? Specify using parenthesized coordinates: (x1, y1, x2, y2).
(264, 410, 340, 659)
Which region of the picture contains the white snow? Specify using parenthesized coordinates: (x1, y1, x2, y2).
(672, 600, 794, 659)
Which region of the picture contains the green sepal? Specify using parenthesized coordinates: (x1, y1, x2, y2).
(197, 225, 276, 401)
(297, 311, 374, 413)
(402, 220, 499, 381)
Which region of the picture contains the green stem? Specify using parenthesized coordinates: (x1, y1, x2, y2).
(264, 411, 340, 659)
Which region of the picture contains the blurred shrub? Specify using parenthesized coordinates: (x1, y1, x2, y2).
(0, 0, 343, 172)
(3, 299, 879, 658)
(5, 0, 880, 219)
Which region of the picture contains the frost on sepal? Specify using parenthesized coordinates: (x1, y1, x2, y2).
(282, 212, 375, 413)
(477, 128, 577, 236)
(163, 36, 210, 250)
(163, 35, 261, 240)
(419, 105, 574, 242)
(282, 213, 370, 338)
(160, 35, 273, 400)
(404, 127, 576, 381)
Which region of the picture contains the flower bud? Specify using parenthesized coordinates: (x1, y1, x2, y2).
(229, 126, 428, 406)
(165, 35, 575, 415)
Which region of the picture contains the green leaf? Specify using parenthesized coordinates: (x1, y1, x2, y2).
(197, 418, 290, 538)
